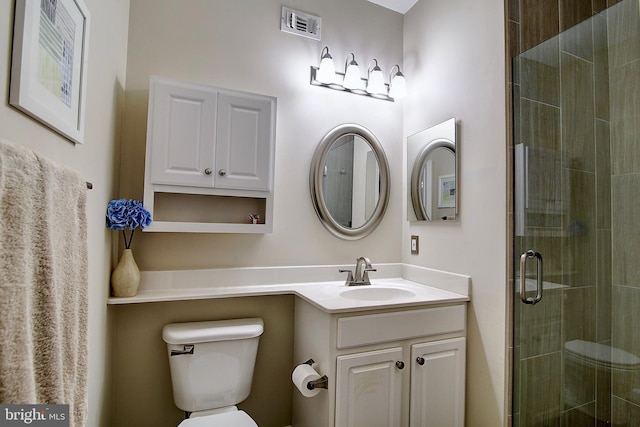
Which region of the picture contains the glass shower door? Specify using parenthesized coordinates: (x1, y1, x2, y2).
(512, 1, 640, 425)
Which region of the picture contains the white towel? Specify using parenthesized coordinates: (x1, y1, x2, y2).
(0, 140, 88, 427)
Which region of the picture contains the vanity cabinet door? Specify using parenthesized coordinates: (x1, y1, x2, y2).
(148, 78, 218, 188)
(336, 347, 404, 427)
(215, 92, 275, 191)
(410, 338, 466, 427)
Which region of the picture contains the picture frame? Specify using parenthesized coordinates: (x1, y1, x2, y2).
(438, 174, 455, 208)
(10, 0, 90, 144)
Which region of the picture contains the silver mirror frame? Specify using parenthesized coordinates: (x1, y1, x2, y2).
(310, 124, 390, 240)
(410, 138, 456, 221)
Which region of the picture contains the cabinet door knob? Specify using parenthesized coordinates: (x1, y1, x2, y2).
(395, 361, 405, 370)
(204, 168, 212, 175)
(416, 356, 425, 366)
(218, 169, 227, 176)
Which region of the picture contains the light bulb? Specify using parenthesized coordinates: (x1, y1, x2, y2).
(366, 60, 386, 95)
(388, 67, 406, 99)
(343, 54, 362, 90)
(316, 47, 336, 84)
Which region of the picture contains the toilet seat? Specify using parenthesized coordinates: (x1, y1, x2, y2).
(177, 410, 257, 427)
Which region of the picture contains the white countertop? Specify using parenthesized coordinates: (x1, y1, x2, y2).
(107, 264, 470, 313)
(108, 277, 468, 313)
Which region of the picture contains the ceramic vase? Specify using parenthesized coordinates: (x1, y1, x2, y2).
(111, 248, 140, 297)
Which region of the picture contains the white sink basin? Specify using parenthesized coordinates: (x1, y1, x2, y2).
(339, 286, 416, 301)
(291, 278, 468, 312)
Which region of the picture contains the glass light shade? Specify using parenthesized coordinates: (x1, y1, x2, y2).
(367, 67, 386, 95)
(389, 72, 406, 99)
(343, 60, 362, 90)
(317, 54, 336, 84)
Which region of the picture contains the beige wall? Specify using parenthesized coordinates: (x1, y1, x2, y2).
(0, 0, 130, 425)
(120, 0, 404, 270)
(403, 1, 508, 426)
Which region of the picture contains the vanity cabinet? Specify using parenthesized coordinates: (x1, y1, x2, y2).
(335, 339, 465, 427)
(293, 299, 466, 427)
(143, 76, 276, 233)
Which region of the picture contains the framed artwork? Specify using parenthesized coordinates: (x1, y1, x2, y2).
(438, 174, 455, 208)
(10, 0, 90, 144)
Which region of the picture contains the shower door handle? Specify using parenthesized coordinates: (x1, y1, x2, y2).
(519, 250, 543, 305)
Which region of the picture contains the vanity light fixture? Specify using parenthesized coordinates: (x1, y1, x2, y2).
(310, 46, 406, 102)
(388, 64, 407, 99)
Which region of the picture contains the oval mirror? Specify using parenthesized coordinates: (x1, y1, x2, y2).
(407, 118, 457, 221)
(310, 124, 390, 240)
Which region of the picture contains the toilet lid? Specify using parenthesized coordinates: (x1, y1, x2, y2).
(178, 411, 257, 427)
(565, 340, 640, 370)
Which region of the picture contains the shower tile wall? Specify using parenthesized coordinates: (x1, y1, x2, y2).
(508, 0, 624, 426)
(609, 1, 640, 420)
(514, 0, 618, 53)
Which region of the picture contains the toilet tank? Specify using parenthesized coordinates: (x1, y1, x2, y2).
(162, 318, 264, 413)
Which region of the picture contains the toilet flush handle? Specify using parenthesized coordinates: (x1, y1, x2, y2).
(171, 344, 194, 356)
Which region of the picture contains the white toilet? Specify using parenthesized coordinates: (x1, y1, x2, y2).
(564, 339, 640, 425)
(162, 318, 264, 427)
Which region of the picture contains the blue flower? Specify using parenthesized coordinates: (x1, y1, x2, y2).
(106, 199, 152, 248)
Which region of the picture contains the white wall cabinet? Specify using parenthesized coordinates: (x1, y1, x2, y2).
(143, 76, 276, 233)
(293, 300, 467, 427)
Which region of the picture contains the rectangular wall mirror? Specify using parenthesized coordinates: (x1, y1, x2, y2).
(407, 118, 458, 222)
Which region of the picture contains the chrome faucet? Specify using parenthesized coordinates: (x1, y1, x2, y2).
(339, 257, 377, 286)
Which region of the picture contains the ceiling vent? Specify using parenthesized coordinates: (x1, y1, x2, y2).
(281, 6, 321, 41)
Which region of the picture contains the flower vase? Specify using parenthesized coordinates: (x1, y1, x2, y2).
(111, 249, 140, 297)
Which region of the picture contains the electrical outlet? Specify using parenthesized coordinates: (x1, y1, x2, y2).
(411, 235, 419, 255)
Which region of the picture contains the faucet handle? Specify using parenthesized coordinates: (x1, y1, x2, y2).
(339, 269, 354, 285)
(362, 267, 377, 283)
(339, 269, 353, 277)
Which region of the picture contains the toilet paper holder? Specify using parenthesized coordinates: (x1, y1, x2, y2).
(303, 358, 329, 390)
(307, 375, 328, 390)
